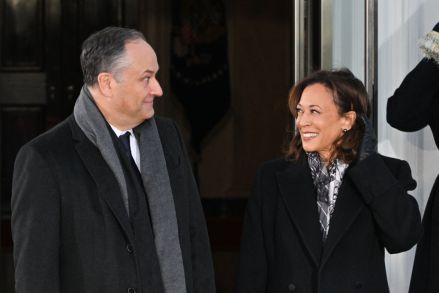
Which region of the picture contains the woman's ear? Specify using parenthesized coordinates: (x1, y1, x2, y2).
(343, 111, 357, 130)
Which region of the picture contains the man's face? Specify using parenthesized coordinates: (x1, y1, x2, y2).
(109, 40, 163, 127)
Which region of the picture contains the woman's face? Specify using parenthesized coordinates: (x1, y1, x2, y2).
(295, 83, 354, 161)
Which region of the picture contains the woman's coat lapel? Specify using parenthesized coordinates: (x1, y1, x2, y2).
(276, 161, 365, 267)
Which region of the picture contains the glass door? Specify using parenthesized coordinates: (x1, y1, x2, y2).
(321, 0, 377, 128)
(294, 0, 377, 127)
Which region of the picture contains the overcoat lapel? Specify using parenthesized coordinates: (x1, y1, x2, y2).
(70, 118, 134, 242)
(276, 162, 323, 265)
(321, 173, 364, 267)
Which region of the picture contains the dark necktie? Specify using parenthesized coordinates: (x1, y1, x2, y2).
(119, 131, 141, 173)
(119, 132, 132, 157)
(118, 131, 142, 220)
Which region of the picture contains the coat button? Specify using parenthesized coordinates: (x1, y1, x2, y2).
(126, 244, 134, 254)
(288, 283, 296, 291)
(127, 288, 136, 293)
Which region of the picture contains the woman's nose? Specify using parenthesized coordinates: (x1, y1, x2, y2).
(296, 113, 310, 127)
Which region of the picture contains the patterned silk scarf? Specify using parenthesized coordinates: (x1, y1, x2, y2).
(307, 152, 348, 242)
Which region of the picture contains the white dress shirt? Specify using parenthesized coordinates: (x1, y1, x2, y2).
(110, 125, 141, 170)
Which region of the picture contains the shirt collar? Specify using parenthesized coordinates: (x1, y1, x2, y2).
(109, 124, 133, 137)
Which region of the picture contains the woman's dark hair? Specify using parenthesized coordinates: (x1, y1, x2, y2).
(286, 68, 370, 164)
(80, 26, 146, 86)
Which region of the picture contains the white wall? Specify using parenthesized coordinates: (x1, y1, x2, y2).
(378, 1, 439, 292)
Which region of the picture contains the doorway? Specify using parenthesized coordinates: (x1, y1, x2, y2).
(0, 0, 140, 291)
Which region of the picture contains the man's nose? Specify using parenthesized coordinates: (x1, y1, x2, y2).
(151, 78, 163, 97)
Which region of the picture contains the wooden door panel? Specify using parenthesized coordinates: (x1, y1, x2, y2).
(0, 0, 44, 70)
(0, 73, 46, 104)
(0, 2, 140, 291)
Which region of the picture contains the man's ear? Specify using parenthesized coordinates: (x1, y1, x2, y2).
(343, 110, 357, 130)
(96, 72, 113, 97)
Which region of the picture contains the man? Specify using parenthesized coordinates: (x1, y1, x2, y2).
(11, 27, 215, 293)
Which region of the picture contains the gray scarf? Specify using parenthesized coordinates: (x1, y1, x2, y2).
(73, 86, 186, 293)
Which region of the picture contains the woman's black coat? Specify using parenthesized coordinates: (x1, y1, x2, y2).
(237, 154, 422, 293)
(387, 58, 439, 293)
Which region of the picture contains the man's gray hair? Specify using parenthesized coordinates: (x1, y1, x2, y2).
(80, 27, 146, 86)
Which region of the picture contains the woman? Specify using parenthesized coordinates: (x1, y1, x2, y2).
(237, 69, 422, 293)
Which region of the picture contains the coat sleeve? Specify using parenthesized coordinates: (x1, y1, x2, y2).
(11, 144, 61, 293)
(171, 121, 216, 293)
(348, 154, 423, 253)
(236, 166, 268, 293)
(386, 58, 439, 132)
